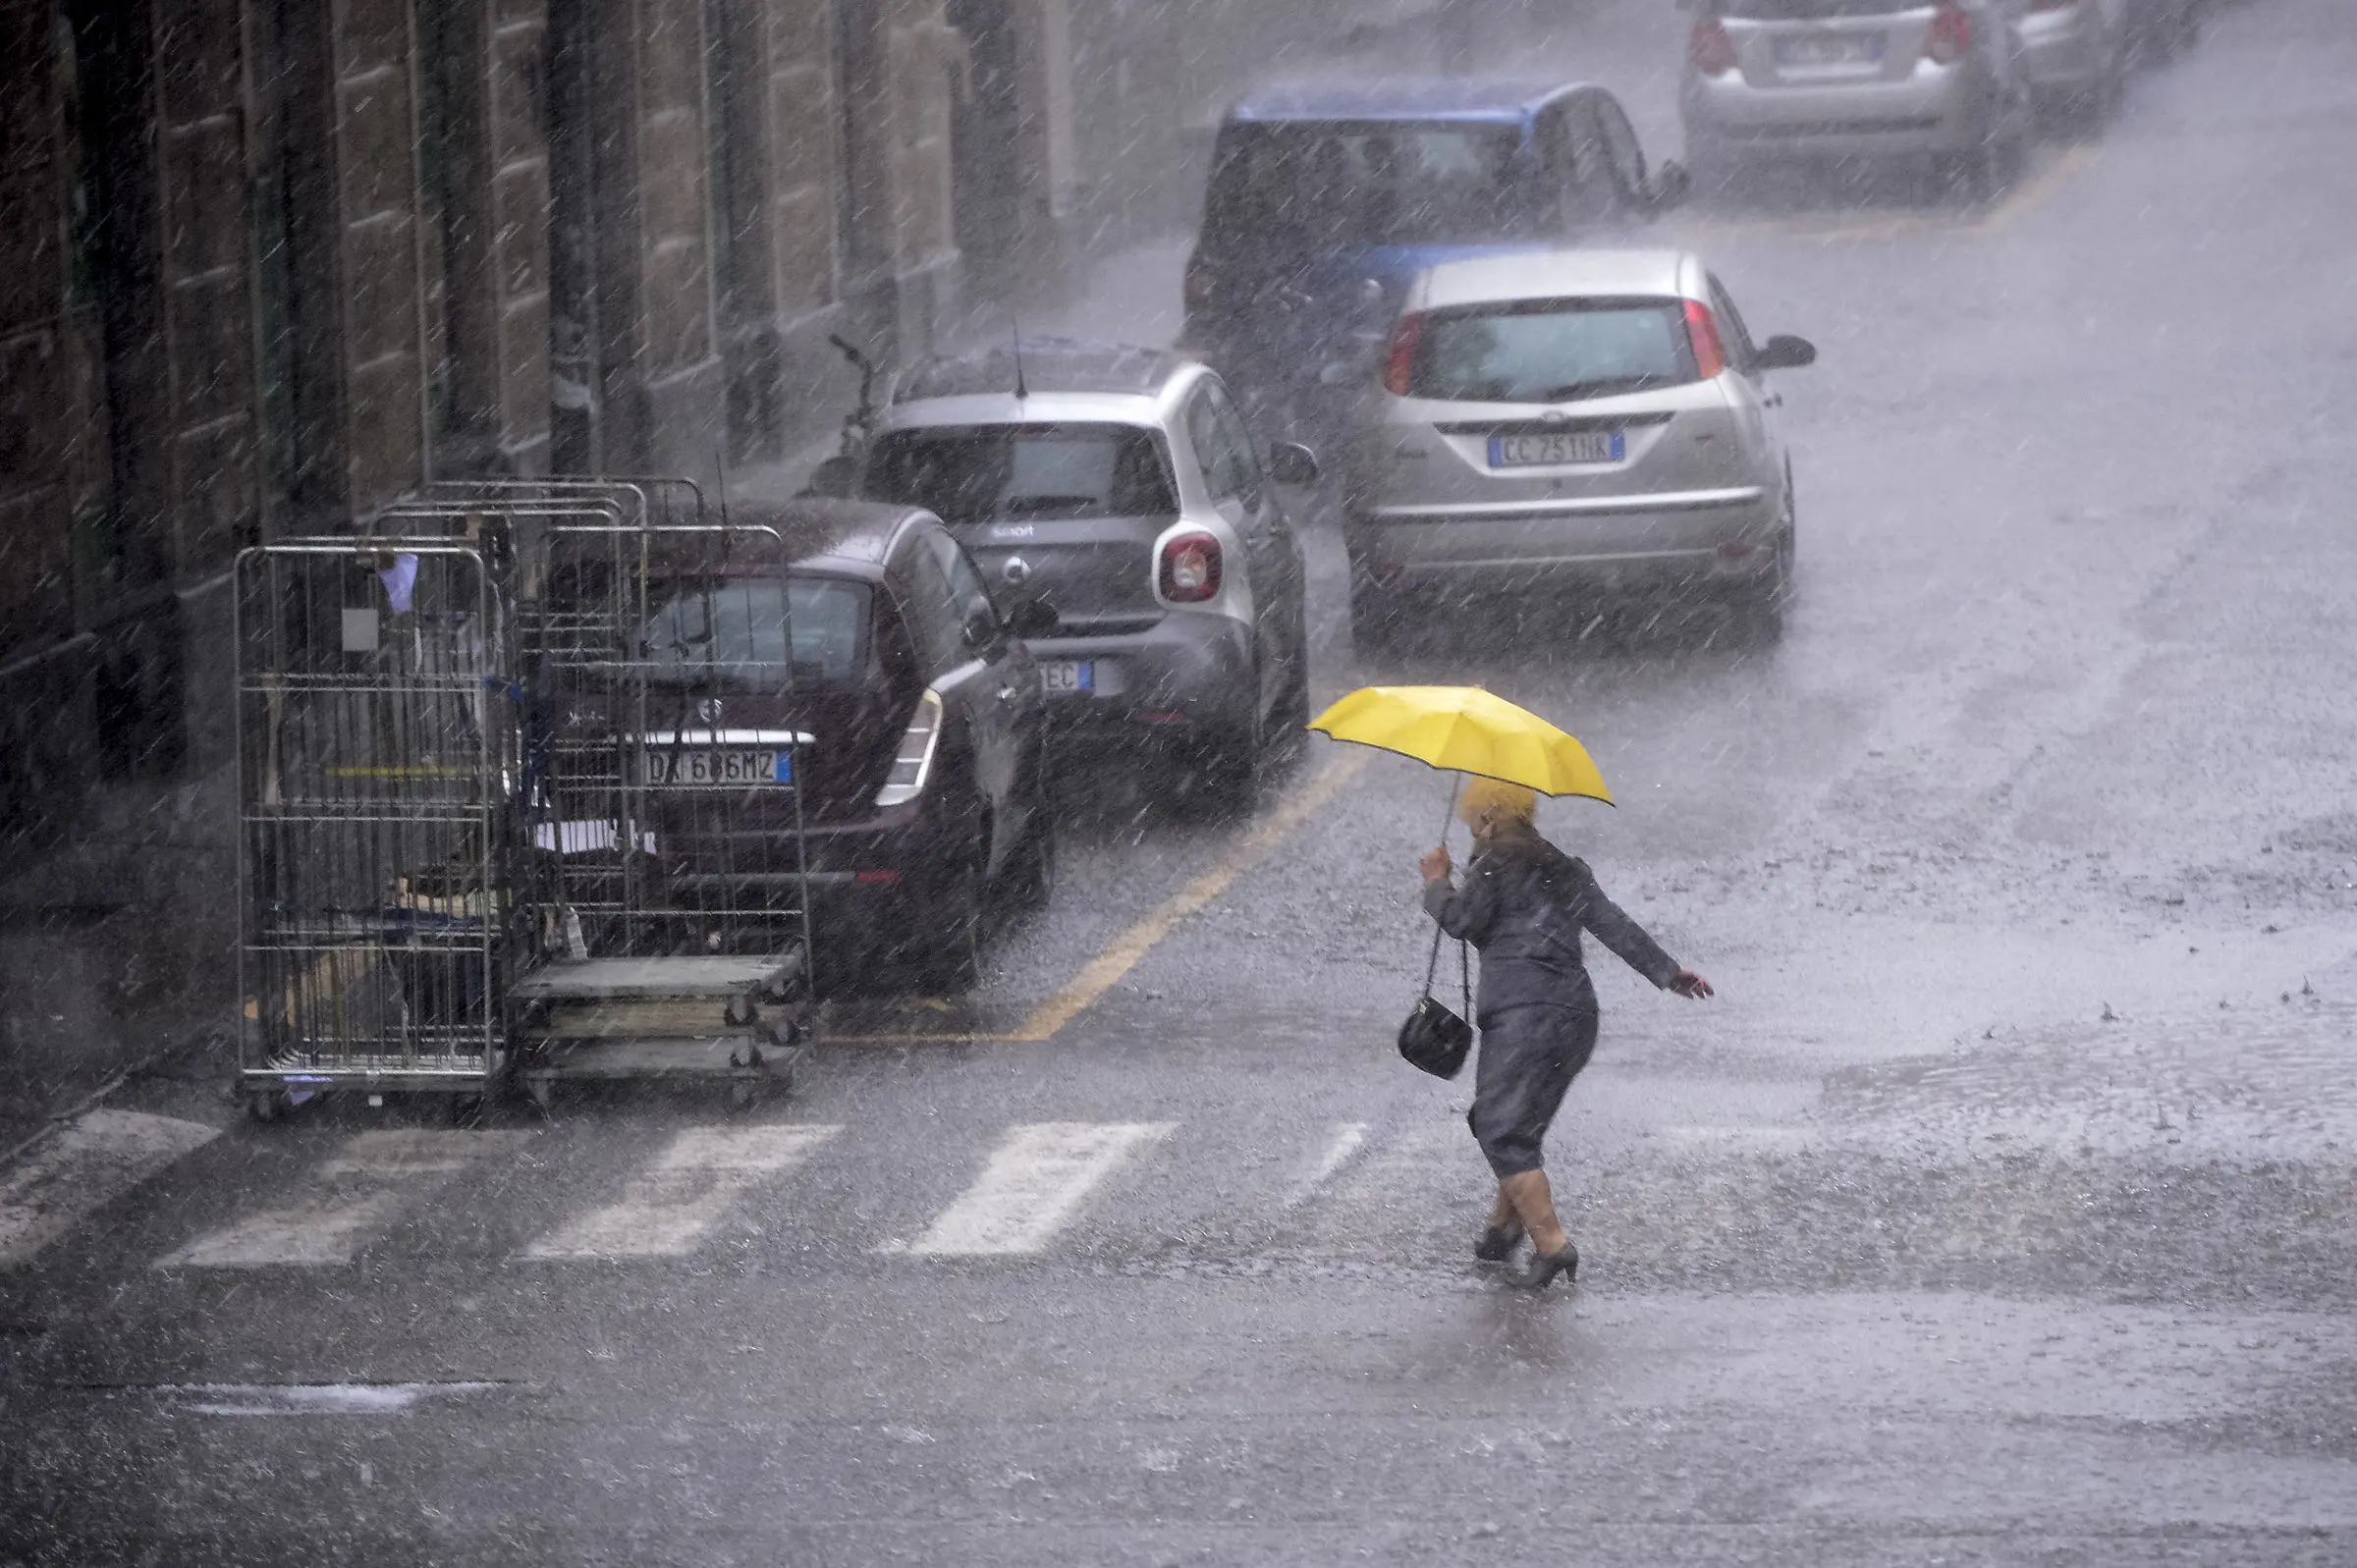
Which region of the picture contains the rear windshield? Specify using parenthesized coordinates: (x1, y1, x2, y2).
(1407, 298, 1698, 403)
(1205, 123, 1528, 249)
(1716, 1, 1923, 17)
(637, 576, 871, 688)
(866, 425, 1176, 524)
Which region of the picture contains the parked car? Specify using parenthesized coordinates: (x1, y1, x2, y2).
(562, 499, 1054, 992)
(856, 341, 1317, 812)
(1181, 78, 1688, 439)
(1679, 0, 2037, 199)
(1345, 248, 1815, 647)
(2015, 0, 2130, 126)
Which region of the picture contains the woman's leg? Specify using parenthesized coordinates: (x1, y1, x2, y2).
(1488, 1185, 1518, 1231)
(1499, 1169, 1569, 1257)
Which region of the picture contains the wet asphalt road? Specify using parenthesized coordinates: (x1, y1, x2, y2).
(7, 2, 2357, 1562)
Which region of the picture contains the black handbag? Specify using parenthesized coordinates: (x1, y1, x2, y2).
(1398, 916, 1473, 1079)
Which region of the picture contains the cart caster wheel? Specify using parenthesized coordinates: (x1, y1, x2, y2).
(246, 1090, 283, 1125)
(729, 1081, 757, 1111)
(523, 1080, 554, 1114)
(448, 1094, 486, 1128)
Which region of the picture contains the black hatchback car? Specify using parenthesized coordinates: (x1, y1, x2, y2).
(1181, 78, 1689, 435)
(551, 500, 1053, 991)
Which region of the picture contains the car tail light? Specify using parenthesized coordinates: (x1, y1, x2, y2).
(1688, 18, 1738, 76)
(1183, 251, 1217, 311)
(1382, 312, 1422, 396)
(1683, 298, 1727, 380)
(1927, 4, 1973, 63)
(874, 688, 942, 807)
(1158, 531, 1223, 603)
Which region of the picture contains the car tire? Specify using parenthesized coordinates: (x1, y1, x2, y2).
(1349, 571, 1400, 657)
(1273, 620, 1313, 740)
(1956, 121, 2021, 206)
(921, 857, 987, 995)
(1004, 820, 1057, 917)
(1734, 526, 1794, 646)
(1188, 691, 1264, 820)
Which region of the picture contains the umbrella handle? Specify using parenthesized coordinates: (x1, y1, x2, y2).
(1437, 773, 1462, 855)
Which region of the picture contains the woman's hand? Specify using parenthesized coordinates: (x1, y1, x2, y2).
(1670, 968, 1715, 1000)
(1418, 844, 1453, 884)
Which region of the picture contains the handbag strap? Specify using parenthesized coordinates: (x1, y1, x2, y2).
(1422, 898, 1473, 1017)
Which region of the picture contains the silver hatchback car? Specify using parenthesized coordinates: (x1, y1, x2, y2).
(1345, 249, 1815, 644)
(1680, 0, 2036, 197)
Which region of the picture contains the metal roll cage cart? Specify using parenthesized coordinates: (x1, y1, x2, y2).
(233, 477, 817, 1119)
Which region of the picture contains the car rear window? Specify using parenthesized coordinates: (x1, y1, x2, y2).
(638, 576, 872, 688)
(1716, 0, 1920, 17)
(1205, 123, 1529, 249)
(1406, 298, 1698, 403)
(866, 425, 1176, 524)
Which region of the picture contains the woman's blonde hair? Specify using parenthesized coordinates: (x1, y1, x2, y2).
(1458, 776, 1538, 833)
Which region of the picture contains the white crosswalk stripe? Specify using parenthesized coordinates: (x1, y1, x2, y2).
(1281, 1121, 1371, 1210)
(899, 1121, 1175, 1257)
(523, 1123, 842, 1261)
(0, 1110, 220, 1271)
(157, 1129, 521, 1270)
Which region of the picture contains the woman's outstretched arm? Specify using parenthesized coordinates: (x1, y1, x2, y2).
(1574, 863, 1711, 996)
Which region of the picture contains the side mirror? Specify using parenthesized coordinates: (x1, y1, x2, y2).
(800, 455, 860, 498)
(1754, 334, 1818, 371)
(961, 604, 1002, 653)
(1266, 441, 1321, 486)
(1005, 598, 1060, 639)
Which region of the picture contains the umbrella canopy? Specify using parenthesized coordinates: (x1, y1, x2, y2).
(1308, 685, 1614, 804)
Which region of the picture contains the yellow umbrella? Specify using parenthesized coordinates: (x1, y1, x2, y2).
(1309, 685, 1614, 804)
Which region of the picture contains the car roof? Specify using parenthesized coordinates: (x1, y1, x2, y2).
(895, 339, 1192, 404)
(1223, 77, 1589, 126)
(1416, 247, 1695, 309)
(708, 498, 927, 574)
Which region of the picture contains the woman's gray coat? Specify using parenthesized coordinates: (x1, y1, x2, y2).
(1423, 827, 1681, 1176)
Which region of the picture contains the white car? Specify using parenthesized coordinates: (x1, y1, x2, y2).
(1345, 248, 1815, 645)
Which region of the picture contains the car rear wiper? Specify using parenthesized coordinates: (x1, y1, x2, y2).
(1532, 376, 1669, 403)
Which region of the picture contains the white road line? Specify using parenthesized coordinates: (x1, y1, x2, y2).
(0, 1110, 220, 1271)
(523, 1123, 841, 1261)
(1281, 1122, 1371, 1210)
(903, 1121, 1175, 1257)
(158, 1130, 520, 1270)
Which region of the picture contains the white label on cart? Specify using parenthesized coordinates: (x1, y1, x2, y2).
(341, 608, 379, 653)
(523, 1123, 842, 1261)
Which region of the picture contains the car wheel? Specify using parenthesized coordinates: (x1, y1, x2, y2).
(1349, 570, 1400, 657)
(1004, 820, 1057, 917)
(1190, 700, 1263, 820)
(1734, 527, 1794, 646)
(1274, 620, 1312, 738)
(921, 858, 987, 994)
(1956, 122, 2021, 206)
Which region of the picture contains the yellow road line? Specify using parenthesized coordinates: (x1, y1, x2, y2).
(826, 748, 1372, 1048)
(1973, 138, 2098, 235)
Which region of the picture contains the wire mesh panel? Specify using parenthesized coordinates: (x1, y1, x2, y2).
(234, 541, 521, 1095)
(521, 522, 816, 972)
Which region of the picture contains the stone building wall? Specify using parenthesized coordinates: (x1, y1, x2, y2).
(0, 0, 1069, 1126)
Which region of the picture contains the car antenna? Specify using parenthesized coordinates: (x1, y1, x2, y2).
(1012, 317, 1028, 402)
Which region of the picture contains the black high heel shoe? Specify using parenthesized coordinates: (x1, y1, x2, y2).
(1508, 1243, 1577, 1290)
(1474, 1222, 1524, 1263)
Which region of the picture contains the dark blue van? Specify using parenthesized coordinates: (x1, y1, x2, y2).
(1180, 78, 1687, 435)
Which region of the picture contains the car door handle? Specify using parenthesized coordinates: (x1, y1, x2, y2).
(997, 685, 1018, 702)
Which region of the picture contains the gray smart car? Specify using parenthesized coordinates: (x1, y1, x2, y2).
(857, 342, 1318, 810)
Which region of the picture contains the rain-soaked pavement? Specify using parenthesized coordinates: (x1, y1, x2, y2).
(6, 1, 2357, 1562)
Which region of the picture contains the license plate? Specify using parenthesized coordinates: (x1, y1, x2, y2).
(640, 749, 792, 785)
(1488, 431, 1625, 468)
(1040, 660, 1094, 695)
(1775, 31, 1883, 67)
